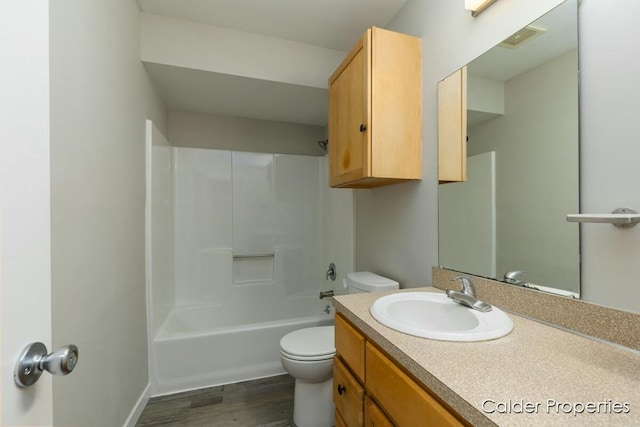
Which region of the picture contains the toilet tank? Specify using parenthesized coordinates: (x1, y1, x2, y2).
(345, 272, 399, 294)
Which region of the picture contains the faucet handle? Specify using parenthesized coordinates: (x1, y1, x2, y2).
(450, 275, 476, 297)
(326, 263, 336, 281)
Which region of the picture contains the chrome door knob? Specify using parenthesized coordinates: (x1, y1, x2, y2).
(14, 342, 79, 387)
(41, 344, 79, 376)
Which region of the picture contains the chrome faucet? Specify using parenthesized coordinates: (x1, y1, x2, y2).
(446, 276, 492, 312)
(503, 270, 526, 286)
(319, 290, 335, 299)
(503, 270, 538, 290)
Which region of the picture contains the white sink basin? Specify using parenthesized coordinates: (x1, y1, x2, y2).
(370, 292, 513, 342)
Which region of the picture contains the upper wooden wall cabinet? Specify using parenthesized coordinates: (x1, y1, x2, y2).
(328, 27, 422, 188)
(438, 66, 467, 183)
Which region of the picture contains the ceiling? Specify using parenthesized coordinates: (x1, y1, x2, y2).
(137, 0, 409, 52)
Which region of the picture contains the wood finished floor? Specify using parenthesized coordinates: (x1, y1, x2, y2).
(136, 375, 295, 427)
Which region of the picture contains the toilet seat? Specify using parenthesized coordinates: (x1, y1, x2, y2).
(280, 326, 335, 361)
(280, 349, 334, 362)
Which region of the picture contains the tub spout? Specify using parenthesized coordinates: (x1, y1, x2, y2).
(319, 290, 335, 299)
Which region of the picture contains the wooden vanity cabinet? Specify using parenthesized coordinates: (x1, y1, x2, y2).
(328, 27, 422, 188)
(365, 396, 393, 426)
(335, 411, 348, 427)
(335, 311, 366, 382)
(333, 357, 365, 426)
(334, 313, 465, 427)
(438, 66, 467, 184)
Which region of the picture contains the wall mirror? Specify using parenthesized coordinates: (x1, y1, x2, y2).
(438, 0, 580, 296)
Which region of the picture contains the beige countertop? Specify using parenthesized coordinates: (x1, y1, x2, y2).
(333, 287, 640, 426)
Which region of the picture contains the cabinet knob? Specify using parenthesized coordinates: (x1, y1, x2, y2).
(337, 384, 346, 395)
(359, 124, 366, 133)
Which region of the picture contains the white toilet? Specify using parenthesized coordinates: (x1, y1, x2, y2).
(279, 272, 399, 427)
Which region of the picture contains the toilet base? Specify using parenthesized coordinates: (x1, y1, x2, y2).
(292, 377, 335, 427)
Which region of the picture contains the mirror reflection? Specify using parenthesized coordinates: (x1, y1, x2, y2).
(439, 0, 580, 296)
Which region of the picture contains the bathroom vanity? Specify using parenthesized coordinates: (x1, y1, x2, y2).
(333, 288, 640, 426)
(334, 313, 464, 426)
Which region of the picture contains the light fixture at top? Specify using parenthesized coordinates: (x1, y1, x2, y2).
(465, 0, 497, 17)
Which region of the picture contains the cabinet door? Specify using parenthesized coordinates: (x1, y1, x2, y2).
(334, 356, 365, 427)
(328, 30, 371, 187)
(438, 66, 467, 183)
(370, 27, 422, 181)
(336, 410, 348, 427)
(366, 343, 464, 427)
(335, 313, 366, 382)
(365, 396, 393, 427)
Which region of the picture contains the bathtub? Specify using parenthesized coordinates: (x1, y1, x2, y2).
(151, 301, 335, 396)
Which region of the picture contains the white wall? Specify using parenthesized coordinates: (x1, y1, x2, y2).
(320, 157, 356, 295)
(49, 1, 167, 426)
(168, 111, 327, 156)
(579, 0, 640, 313)
(358, 0, 640, 313)
(467, 75, 504, 115)
(141, 13, 345, 89)
(468, 50, 580, 292)
(356, 0, 565, 287)
(140, 14, 344, 126)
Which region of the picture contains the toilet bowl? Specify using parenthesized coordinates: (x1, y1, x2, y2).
(280, 272, 399, 427)
(280, 326, 335, 427)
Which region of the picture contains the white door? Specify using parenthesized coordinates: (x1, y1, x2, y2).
(1, 0, 54, 424)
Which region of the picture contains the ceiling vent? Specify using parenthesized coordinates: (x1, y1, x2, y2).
(499, 26, 545, 49)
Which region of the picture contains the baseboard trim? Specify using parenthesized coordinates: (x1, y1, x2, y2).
(123, 382, 151, 427)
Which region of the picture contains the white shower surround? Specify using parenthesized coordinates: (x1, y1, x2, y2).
(172, 148, 323, 308)
(146, 133, 353, 396)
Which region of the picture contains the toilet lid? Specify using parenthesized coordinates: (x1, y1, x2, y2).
(280, 326, 335, 358)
